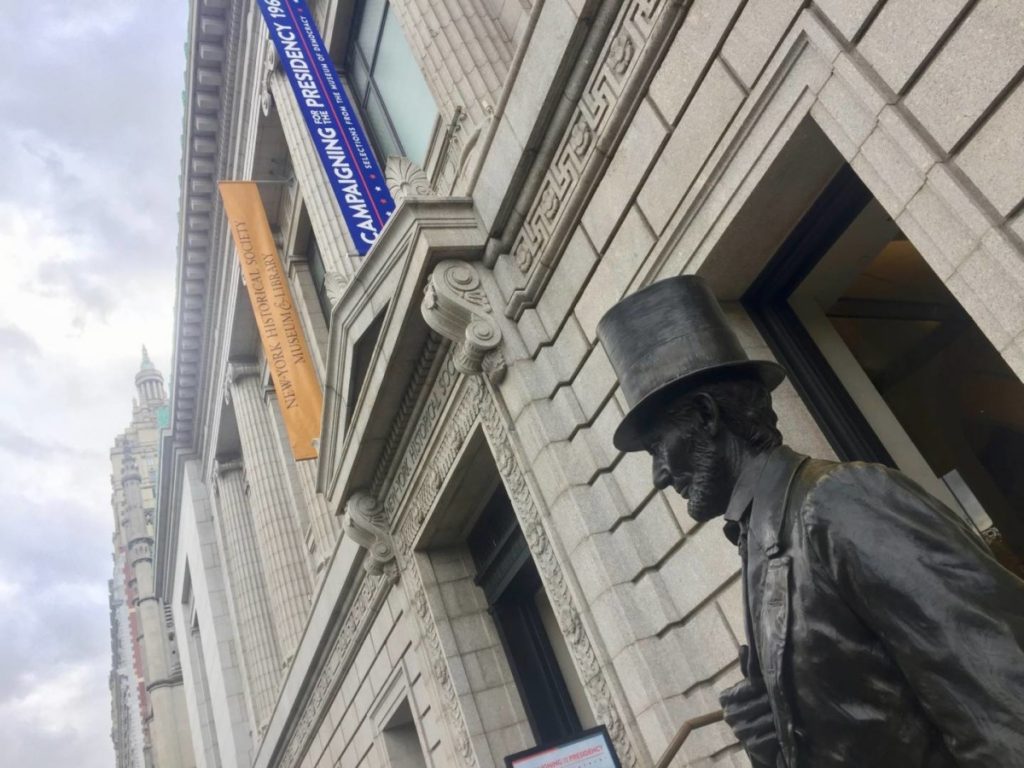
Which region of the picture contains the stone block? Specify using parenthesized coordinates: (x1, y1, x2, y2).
(474, 684, 521, 732)
(518, 306, 553, 357)
(815, 0, 882, 41)
(610, 448, 656, 516)
(720, 0, 804, 89)
(571, 532, 634, 595)
(452, 612, 495, 656)
(649, 0, 742, 124)
(958, 230, 1024, 339)
(905, 0, 1024, 151)
(858, 0, 966, 93)
(536, 225, 599, 334)
(572, 343, 618, 421)
(582, 98, 669, 251)
(852, 113, 930, 215)
(812, 65, 880, 159)
(666, 605, 740, 687)
(638, 61, 746, 235)
(956, 80, 1024, 217)
(575, 206, 656, 340)
(534, 314, 590, 388)
(946, 271, 1012, 350)
(589, 587, 637, 657)
(629, 493, 685, 569)
(612, 639, 681, 714)
(897, 172, 985, 280)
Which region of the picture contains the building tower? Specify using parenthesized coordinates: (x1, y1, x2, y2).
(110, 349, 195, 767)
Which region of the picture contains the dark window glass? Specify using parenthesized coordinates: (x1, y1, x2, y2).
(469, 487, 583, 745)
(307, 237, 331, 324)
(345, 0, 437, 165)
(746, 167, 1024, 571)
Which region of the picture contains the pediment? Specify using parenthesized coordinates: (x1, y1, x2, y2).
(317, 197, 486, 514)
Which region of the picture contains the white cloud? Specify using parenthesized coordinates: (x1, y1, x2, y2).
(0, 2, 188, 765)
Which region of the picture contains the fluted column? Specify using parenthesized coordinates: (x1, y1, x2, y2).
(298, 459, 341, 570)
(269, 69, 354, 278)
(213, 459, 282, 731)
(226, 362, 313, 661)
(390, 0, 513, 127)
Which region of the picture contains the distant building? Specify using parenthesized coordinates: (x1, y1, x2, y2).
(110, 350, 195, 767)
(157, 1, 1024, 767)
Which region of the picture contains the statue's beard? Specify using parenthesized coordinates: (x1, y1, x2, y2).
(686, 433, 733, 522)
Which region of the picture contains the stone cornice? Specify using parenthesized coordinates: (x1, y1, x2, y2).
(157, 0, 244, 601)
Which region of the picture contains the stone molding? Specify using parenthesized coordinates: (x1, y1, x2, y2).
(385, 355, 640, 768)
(385, 155, 435, 205)
(343, 492, 397, 582)
(274, 572, 390, 767)
(422, 260, 506, 383)
(224, 361, 261, 405)
(504, 0, 688, 318)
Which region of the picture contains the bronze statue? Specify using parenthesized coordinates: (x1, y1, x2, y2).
(597, 276, 1024, 767)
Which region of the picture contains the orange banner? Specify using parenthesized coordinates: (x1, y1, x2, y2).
(218, 181, 322, 460)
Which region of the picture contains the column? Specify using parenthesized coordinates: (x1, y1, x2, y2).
(270, 69, 354, 278)
(226, 362, 313, 661)
(267, 391, 340, 574)
(390, 0, 514, 127)
(213, 459, 283, 732)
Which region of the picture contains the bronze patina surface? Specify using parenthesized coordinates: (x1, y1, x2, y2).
(598, 276, 1024, 767)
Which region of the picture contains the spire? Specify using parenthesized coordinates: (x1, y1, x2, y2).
(140, 345, 155, 371)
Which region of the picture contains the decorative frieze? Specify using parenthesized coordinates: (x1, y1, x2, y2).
(505, 0, 686, 318)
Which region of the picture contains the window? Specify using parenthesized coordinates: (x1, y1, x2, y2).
(307, 235, 331, 324)
(469, 486, 595, 745)
(347, 309, 387, 430)
(746, 167, 1024, 571)
(380, 699, 428, 768)
(345, 0, 438, 166)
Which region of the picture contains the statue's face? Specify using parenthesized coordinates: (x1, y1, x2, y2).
(642, 412, 733, 522)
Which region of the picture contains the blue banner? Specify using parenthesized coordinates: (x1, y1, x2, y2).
(256, 0, 395, 255)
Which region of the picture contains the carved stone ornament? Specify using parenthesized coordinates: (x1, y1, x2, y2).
(324, 270, 348, 308)
(385, 155, 435, 206)
(344, 492, 397, 582)
(421, 260, 505, 383)
(259, 45, 278, 116)
(223, 361, 261, 405)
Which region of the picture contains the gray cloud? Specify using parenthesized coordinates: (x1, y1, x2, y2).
(0, 3, 188, 766)
(0, 325, 40, 358)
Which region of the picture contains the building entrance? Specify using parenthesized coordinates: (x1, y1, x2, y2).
(747, 167, 1024, 573)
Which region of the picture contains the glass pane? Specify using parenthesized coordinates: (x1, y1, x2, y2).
(356, 0, 387, 61)
(791, 200, 1024, 567)
(307, 238, 331, 323)
(363, 89, 402, 161)
(372, 9, 438, 165)
(347, 46, 370, 106)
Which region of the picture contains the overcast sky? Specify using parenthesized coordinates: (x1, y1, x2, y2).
(0, 2, 188, 765)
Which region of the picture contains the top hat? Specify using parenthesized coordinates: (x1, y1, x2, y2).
(597, 276, 785, 452)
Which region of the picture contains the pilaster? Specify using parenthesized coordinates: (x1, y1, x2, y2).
(213, 459, 283, 732)
(225, 362, 313, 661)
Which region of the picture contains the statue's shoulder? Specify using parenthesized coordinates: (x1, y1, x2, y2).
(795, 457, 918, 527)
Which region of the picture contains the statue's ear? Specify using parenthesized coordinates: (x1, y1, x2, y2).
(691, 392, 720, 436)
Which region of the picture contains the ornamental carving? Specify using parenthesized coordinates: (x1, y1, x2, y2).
(422, 260, 505, 383)
(344, 492, 397, 582)
(324, 270, 348, 308)
(506, 0, 679, 315)
(385, 155, 435, 205)
(276, 573, 389, 767)
(385, 353, 639, 768)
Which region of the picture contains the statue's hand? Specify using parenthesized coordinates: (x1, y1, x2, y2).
(719, 675, 780, 767)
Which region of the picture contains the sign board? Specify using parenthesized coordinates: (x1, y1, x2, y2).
(505, 727, 622, 768)
(256, 0, 395, 254)
(218, 181, 323, 460)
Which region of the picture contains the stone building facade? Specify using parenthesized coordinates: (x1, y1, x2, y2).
(110, 352, 196, 767)
(157, 0, 1024, 766)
